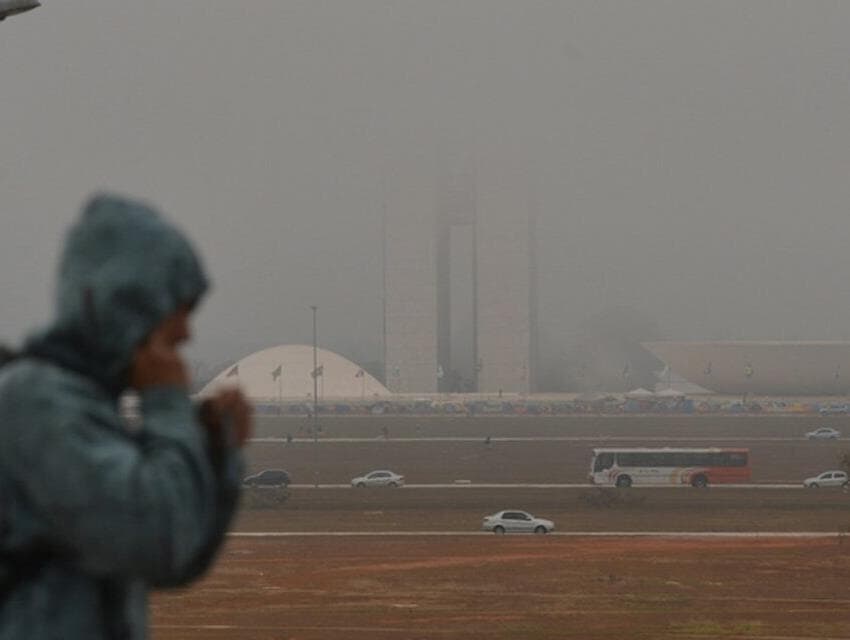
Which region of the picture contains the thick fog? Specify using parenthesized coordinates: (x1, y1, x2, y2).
(3, 2, 850, 386)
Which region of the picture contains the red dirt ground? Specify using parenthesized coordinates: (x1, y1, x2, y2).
(152, 535, 850, 640)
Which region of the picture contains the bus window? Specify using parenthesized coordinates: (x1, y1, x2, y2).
(728, 452, 748, 466)
(593, 452, 614, 472)
(692, 453, 713, 466)
(619, 452, 653, 467)
(670, 453, 689, 466)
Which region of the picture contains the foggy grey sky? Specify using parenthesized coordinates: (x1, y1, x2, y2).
(3, 1, 850, 374)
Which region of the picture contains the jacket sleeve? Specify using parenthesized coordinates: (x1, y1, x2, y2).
(139, 387, 245, 587)
(0, 371, 243, 586)
(149, 394, 245, 587)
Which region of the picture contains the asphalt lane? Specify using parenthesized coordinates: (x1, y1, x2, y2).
(253, 436, 845, 443)
(287, 482, 805, 489)
(229, 530, 843, 538)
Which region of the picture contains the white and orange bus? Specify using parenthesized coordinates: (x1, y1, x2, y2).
(589, 447, 750, 488)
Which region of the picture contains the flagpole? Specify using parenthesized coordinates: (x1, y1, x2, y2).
(311, 306, 318, 432)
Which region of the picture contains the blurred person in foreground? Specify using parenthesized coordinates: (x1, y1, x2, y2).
(0, 193, 251, 639)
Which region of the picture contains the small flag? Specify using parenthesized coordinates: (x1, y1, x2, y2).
(437, 364, 445, 379)
(703, 361, 712, 376)
(622, 362, 631, 380)
(226, 365, 239, 377)
(311, 364, 324, 379)
(836, 365, 841, 381)
(355, 369, 365, 378)
(271, 365, 282, 381)
(744, 362, 754, 379)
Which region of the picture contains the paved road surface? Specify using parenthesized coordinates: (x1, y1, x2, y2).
(230, 530, 843, 538)
(253, 436, 845, 443)
(287, 482, 805, 489)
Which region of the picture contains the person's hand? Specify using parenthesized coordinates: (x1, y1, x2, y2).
(129, 331, 189, 390)
(199, 388, 253, 449)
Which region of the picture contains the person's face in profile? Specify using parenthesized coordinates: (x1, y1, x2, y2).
(152, 305, 193, 349)
(128, 304, 195, 390)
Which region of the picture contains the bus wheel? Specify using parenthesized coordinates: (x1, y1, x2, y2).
(691, 475, 708, 488)
(615, 475, 632, 488)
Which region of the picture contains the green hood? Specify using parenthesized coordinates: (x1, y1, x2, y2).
(26, 194, 209, 393)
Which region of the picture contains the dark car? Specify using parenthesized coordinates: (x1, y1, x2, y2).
(243, 469, 291, 487)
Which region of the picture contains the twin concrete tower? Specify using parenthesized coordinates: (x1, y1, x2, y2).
(382, 157, 537, 394)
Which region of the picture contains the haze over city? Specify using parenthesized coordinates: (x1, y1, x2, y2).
(4, 7, 850, 640)
(4, 1, 850, 386)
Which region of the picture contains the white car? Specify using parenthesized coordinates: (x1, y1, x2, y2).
(481, 510, 554, 535)
(803, 470, 849, 488)
(805, 427, 841, 440)
(350, 470, 404, 488)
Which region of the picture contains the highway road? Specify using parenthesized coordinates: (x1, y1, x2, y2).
(253, 435, 846, 443)
(230, 530, 843, 538)
(286, 482, 807, 489)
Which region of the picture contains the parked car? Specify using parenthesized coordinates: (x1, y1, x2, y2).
(243, 469, 291, 487)
(350, 470, 404, 488)
(805, 427, 841, 440)
(803, 470, 849, 488)
(481, 510, 555, 534)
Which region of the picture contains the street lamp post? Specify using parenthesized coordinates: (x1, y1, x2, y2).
(310, 305, 318, 486)
(0, 0, 40, 21)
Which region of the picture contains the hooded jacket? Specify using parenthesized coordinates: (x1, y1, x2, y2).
(0, 194, 242, 639)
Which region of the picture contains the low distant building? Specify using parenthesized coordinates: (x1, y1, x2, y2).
(643, 341, 850, 396)
(199, 345, 391, 401)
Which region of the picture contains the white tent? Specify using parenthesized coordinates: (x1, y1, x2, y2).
(655, 387, 686, 398)
(624, 388, 655, 399)
(577, 391, 608, 402)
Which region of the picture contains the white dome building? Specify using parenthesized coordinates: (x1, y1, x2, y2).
(199, 345, 391, 400)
